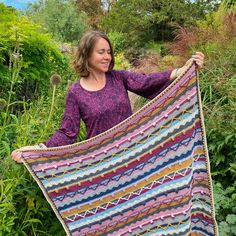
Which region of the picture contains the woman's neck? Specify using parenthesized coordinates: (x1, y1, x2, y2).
(80, 72, 107, 91)
(88, 71, 106, 82)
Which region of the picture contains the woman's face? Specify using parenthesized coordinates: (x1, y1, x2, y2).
(88, 37, 112, 74)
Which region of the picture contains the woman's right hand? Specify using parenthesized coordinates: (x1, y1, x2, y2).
(11, 145, 40, 163)
(11, 149, 23, 163)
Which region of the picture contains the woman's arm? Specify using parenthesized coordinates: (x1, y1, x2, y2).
(11, 88, 81, 163)
(44, 89, 81, 147)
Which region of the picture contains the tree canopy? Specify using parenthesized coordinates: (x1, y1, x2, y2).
(100, 0, 220, 45)
(26, 0, 88, 43)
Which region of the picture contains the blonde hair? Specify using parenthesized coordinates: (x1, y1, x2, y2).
(73, 31, 115, 77)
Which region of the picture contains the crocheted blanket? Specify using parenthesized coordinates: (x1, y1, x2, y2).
(21, 63, 218, 236)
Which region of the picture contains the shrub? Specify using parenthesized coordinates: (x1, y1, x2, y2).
(0, 3, 72, 104)
(108, 31, 126, 54)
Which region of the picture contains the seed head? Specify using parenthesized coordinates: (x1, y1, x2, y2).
(0, 98, 7, 110)
(50, 73, 62, 86)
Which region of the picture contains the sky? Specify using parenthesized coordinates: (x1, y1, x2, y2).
(0, 0, 37, 10)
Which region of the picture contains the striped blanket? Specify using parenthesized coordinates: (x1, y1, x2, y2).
(21, 63, 218, 236)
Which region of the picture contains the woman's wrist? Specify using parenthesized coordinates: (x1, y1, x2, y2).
(170, 66, 187, 81)
(38, 143, 47, 148)
(170, 67, 181, 81)
(175, 68, 180, 78)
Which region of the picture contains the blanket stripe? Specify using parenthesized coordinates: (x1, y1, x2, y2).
(21, 62, 218, 236)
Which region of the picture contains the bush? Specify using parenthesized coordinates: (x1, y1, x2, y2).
(0, 79, 86, 235)
(0, 3, 72, 103)
(108, 31, 126, 54)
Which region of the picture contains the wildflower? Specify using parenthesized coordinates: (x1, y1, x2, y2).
(0, 98, 7, 111)
(12, 53, 22, 59)
(50, 73, 62, 86)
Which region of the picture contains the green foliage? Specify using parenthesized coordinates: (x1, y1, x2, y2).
(213, 182, 236, 235)
(101, 0, 154, 46)
(0, 156, 65, 235)
(108, 31, 126, 54)
(223, 0, 236, 13)
(26, 0, 88, 43)
(114, 53, 130, 70)
(101, 0, 219, 46)
(0, 3, 72, 103)
(0, 178, 17, 234)
(0, 3, 18, 25)
(199, 38, 236, 184)
(145, 41, 164, 55)
(0, 6, 86, 233)
(0, 76, 86, 235)
(76, 0, 104, 28)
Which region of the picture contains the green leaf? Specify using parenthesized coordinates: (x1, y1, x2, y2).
(1, 141, 10, 157)
(232, 193, 236, 202)
(219, 221, 231, 234)
(9, 114, 18, 124)
(226, 214, 236, 225)
(26, 197, 35, 210)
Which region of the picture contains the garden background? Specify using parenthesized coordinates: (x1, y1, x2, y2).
(0, 0, 236, 235)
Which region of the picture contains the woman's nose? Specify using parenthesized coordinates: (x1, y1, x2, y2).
(104, 52, 111, 59)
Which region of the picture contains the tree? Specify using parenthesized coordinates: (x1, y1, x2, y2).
(76, 0, 104, 28)
(26, 0, 88, 43)
(100, 0, 152, 44)
(98, 0, 221, 62)
(101, 0, 188, 42)
(75, 0, 119, 28)
(100, 0, 220, 44)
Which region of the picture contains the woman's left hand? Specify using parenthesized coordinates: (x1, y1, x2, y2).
(170, 52, 205, 80)
(185, 51, 205, 69)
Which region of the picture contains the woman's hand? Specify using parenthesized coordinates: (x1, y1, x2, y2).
(11, 145, 41, 163)
(184, 51, 205, 69)
(170, 52, 205, 80)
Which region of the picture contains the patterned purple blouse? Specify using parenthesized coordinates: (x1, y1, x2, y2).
(45, 69, 172, 147)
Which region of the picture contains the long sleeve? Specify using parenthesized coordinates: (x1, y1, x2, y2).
(113, 70, 172, 100)
(45, 89, 81, 147)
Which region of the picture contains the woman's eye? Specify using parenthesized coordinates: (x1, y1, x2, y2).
(97, 50, 111, 54)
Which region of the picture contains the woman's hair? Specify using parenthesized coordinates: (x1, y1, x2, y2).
(73, 31, 115, 77)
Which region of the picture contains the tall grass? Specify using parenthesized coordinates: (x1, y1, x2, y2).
(0, 92, 67, 235)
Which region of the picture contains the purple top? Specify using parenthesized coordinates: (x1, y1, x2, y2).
(45, 69, 172, 147)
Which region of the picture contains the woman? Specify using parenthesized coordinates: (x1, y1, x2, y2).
(11, 30, 204, 163)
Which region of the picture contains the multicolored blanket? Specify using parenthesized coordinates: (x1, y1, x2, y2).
(21, 63, 218, 236)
